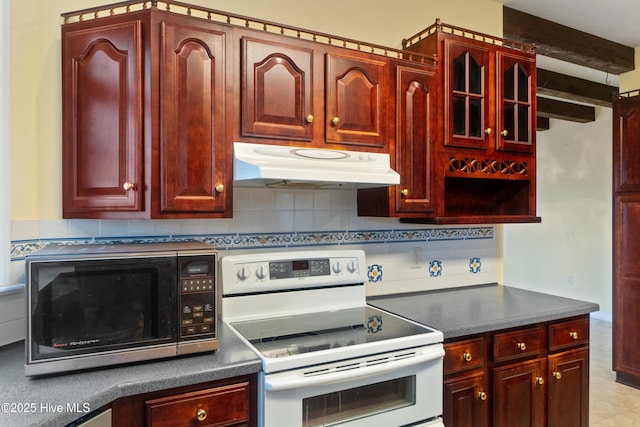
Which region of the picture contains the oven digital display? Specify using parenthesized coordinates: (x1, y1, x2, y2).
(292, 260, 309, 271)
(270, 259, 330, 279)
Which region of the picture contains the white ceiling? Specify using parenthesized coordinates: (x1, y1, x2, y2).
(496, 0, 640, 48)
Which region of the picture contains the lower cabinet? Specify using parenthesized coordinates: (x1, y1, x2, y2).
(110, 374, 257, 427)
(443, 316, 589, 427)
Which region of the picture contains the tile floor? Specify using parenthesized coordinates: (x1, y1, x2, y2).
(590, 318, 640, 425)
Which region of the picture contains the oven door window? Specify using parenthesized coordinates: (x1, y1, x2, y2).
(29, 256, 177, 361)
(303, 375, 415, 426)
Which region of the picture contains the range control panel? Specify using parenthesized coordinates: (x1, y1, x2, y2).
(221, 250, 366, 295)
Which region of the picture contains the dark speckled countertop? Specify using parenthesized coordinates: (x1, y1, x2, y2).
(368, 283, 600, 340)
(0, 322, 261, 427)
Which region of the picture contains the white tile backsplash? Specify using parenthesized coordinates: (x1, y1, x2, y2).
(10, 188, 497, 292)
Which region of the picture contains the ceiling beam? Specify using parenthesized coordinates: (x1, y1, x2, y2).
(537, 69, 619, 107)
(537, 97, 595, 123)
(503, 7, 635, 75)
(536, 116, 550, 131)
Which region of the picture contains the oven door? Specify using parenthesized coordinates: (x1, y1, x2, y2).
(261, 344, 444, 427)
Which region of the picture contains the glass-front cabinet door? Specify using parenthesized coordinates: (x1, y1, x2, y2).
(496, 50, 535, 153)
(443, 39, 490, 149)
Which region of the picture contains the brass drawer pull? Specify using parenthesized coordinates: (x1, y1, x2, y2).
(536, 376, 544, 385)
(478, 391, 487, 401)
(196, 408, 207, 422)
(569, 331, 578, 340)
(462, 352, 473, 362)
(553, 371, 562, 380)
(517, 342, 527, 351)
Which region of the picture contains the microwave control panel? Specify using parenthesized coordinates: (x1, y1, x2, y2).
(179, 253, 216, 341)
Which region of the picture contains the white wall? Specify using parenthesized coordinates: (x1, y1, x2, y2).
(502, 108, 613, 315)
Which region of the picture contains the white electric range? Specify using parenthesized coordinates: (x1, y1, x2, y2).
(221, 250, 444, 427)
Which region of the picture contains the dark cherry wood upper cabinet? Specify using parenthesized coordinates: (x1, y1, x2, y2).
(325, 52, 388, 149)
(159, 20, 227, 214)
(62, 20, 144, 216)
(444, 39, 490, 149)
(396, 21, 539, 224)
(496, 50, 536, 153)
(395, 65, 437, 214)
(61, 9, 232, 219)
(241, 36, 316, 142)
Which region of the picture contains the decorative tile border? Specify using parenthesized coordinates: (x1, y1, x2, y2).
(10, 226, 493, 261)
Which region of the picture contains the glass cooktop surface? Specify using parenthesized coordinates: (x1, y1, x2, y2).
(230, 305, 436, 359)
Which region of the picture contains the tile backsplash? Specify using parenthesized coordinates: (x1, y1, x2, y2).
(10, 188, 497, 296)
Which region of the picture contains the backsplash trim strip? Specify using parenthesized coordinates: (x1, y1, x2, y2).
(10, 226, 493, 261)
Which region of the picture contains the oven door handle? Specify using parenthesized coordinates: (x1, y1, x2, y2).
(264, 345, 444, 392)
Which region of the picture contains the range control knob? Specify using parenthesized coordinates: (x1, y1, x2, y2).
(256, 265, 268, 280)
(346, 260, 358, 273)
(236, 266, 250, 281)
(332, 261, 343, 274)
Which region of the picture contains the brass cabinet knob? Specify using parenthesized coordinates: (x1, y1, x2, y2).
(536, 376, 544, 385)
(306, 114, 314, 123)
(122, 182, 135, 191)
(401, 188, 409, 197)
(462, 352, 473, 362)
(478, 391, 488, 401)
(517, 342, 527, 351)
(569, 331, 578, 340)
(553, 371, 562, 380)
(215, 184, 225, 193)
(485, 128, 493, 135)
(196, 408, 207, 422)
(500, 129, 509, 137)
(332, 117, 340, 126)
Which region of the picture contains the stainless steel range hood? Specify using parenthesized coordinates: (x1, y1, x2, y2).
(233, 142, 400, 189)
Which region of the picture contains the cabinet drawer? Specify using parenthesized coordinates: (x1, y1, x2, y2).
(145, 381, 250, 427)
(549, 317, 589, 352)
(493, 327, 545, 363)
(444, 337, 486, 375)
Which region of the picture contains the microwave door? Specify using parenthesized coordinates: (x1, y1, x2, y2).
(28, 257, 177, 362)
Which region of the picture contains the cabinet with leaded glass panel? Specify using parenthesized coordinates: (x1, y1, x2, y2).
(397, 21, 539, 223)
(402, 20, 536, 153)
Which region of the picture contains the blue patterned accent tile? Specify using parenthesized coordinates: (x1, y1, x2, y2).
(367, 314, 383, 333)
(469, 257, 482, 274)
(429, 260, 443, 277)
(368, 264, 383, 283)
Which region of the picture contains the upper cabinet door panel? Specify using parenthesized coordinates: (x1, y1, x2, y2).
(325, 52, 387, 148)
(614, 97, 640, 193)
(241, 37, 315, 141)
(443, 39, 490, 149)
(396, 66, 437, 213)
(62, 21, 143, 215)
(159, 20, 227, 213)
(496, 50, 535, 153)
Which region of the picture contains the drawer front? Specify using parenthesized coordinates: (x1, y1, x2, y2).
(493, 327, 545, 363)
(145, 381, 250, 427)
(444, 337, 486, 375)
(549, 316, 589, 352)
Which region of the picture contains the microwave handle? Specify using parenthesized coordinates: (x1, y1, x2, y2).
(264, 345, 444, 392)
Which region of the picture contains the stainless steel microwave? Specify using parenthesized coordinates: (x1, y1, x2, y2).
(25, 241, 218, 376)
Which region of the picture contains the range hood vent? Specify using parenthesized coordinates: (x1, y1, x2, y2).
(233, 142, 400, 189)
